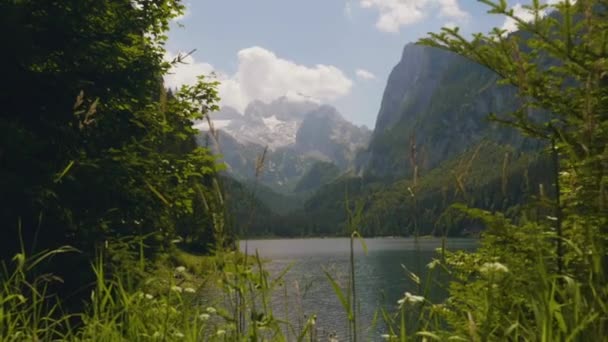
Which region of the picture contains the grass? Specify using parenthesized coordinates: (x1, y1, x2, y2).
(0, 241, 322, 341)
(2, 231, 607, 341)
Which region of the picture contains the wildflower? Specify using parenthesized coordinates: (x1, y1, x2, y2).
(199, 313, 210, 321)
(206, 306, 217, 314)
(171, 285, 183, 293)
(398, 292, 425, 307)
(479, 262, 509, 275)
(431, 303, 441, 310)
(431, 304, 449, 315)
(184, 287, 196, 294)
(427, 259, 440, 270)
(175, 266, 186, 273)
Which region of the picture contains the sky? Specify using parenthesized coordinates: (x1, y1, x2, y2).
(164, 1, 550, 128)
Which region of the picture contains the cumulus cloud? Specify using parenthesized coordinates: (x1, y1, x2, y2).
(501, 1, 569, 33)
(442, 21, 457, 29)
(501, 3, 536, 33)
(360, 0, 468, 33)
(164, 52, 215, 89)
(438, 0, 468, 19)
(356, 69, 376, 80)
(164, 47, 353, 112)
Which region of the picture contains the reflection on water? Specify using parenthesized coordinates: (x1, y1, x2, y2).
(239, 237, 476, 340)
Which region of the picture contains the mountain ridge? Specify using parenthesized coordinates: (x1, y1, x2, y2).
(196, 97, 371, 192)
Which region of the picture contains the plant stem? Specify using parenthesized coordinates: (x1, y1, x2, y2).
(552, 139, 563, 274)
(350, 233, 357, 342)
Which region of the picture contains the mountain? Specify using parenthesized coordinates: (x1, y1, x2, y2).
(294, 161, 340, 194)
(242, 43, 548, 238)
(196, 97, 371, 194)
(296, 105, 370, 169)
(359, 43, 532, 180)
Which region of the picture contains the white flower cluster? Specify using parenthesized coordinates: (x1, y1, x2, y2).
(397, 291, 425, 307)
(479, 262, 509, 275)
(198, 306, 217, 322)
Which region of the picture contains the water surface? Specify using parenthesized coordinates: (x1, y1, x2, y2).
(240, 237, 476, 340)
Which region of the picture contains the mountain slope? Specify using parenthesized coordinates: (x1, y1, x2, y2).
(240, 43, 548, 237)
(361, 43, 528, 180)
(197, 97, 370, 193)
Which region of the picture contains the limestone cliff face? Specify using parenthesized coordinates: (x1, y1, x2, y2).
(296, 105, 370, 170)
(373, 43, 455, 135)
(362, 43, 524, 179)
(196, 98, 370, 192)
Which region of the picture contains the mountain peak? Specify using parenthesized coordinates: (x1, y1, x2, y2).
(196, 96, 371, 191)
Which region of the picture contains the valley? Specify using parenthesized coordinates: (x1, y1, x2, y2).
(204, 44, 549, 238)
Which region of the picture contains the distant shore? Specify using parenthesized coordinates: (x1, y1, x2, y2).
(238, 235, 479, 241)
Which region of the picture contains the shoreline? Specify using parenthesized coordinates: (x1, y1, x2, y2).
(238, 235, 479, 241)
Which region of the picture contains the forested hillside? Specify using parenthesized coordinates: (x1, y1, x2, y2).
(238, 42, 548, 238)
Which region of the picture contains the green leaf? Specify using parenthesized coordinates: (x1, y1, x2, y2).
(54, 160, 75, 183)
(323, 267, 351, 319)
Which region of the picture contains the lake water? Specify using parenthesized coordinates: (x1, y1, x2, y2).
(239, 237, 476, 340)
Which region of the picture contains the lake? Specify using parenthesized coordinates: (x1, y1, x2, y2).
(239, 237, 477, 340)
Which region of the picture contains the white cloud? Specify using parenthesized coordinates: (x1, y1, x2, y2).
(164, 52, 215, 89)
(438, 0, 468, 19)
(164, 47, 353, 112)
(501, 3, 535, 33)
(442, 21, 457, 29)
(501, 1, 569, 33)
(360, 0, 469, 33)
(356, 69, 376, 80)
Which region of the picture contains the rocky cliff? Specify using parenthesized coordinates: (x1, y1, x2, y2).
(361, 43, 527, 179)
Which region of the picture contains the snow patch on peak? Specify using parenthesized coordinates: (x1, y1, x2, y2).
(262, 115, 283, 131)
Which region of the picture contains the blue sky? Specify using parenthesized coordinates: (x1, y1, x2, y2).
(165, 1, 522, 128)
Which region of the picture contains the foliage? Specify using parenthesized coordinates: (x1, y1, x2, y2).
(0, 0, 225, 306)
(407, 0, 608, 340)
(259, 143, 548, 238)
(0, 243, 323, 341)
(294, 161, 341, 194)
